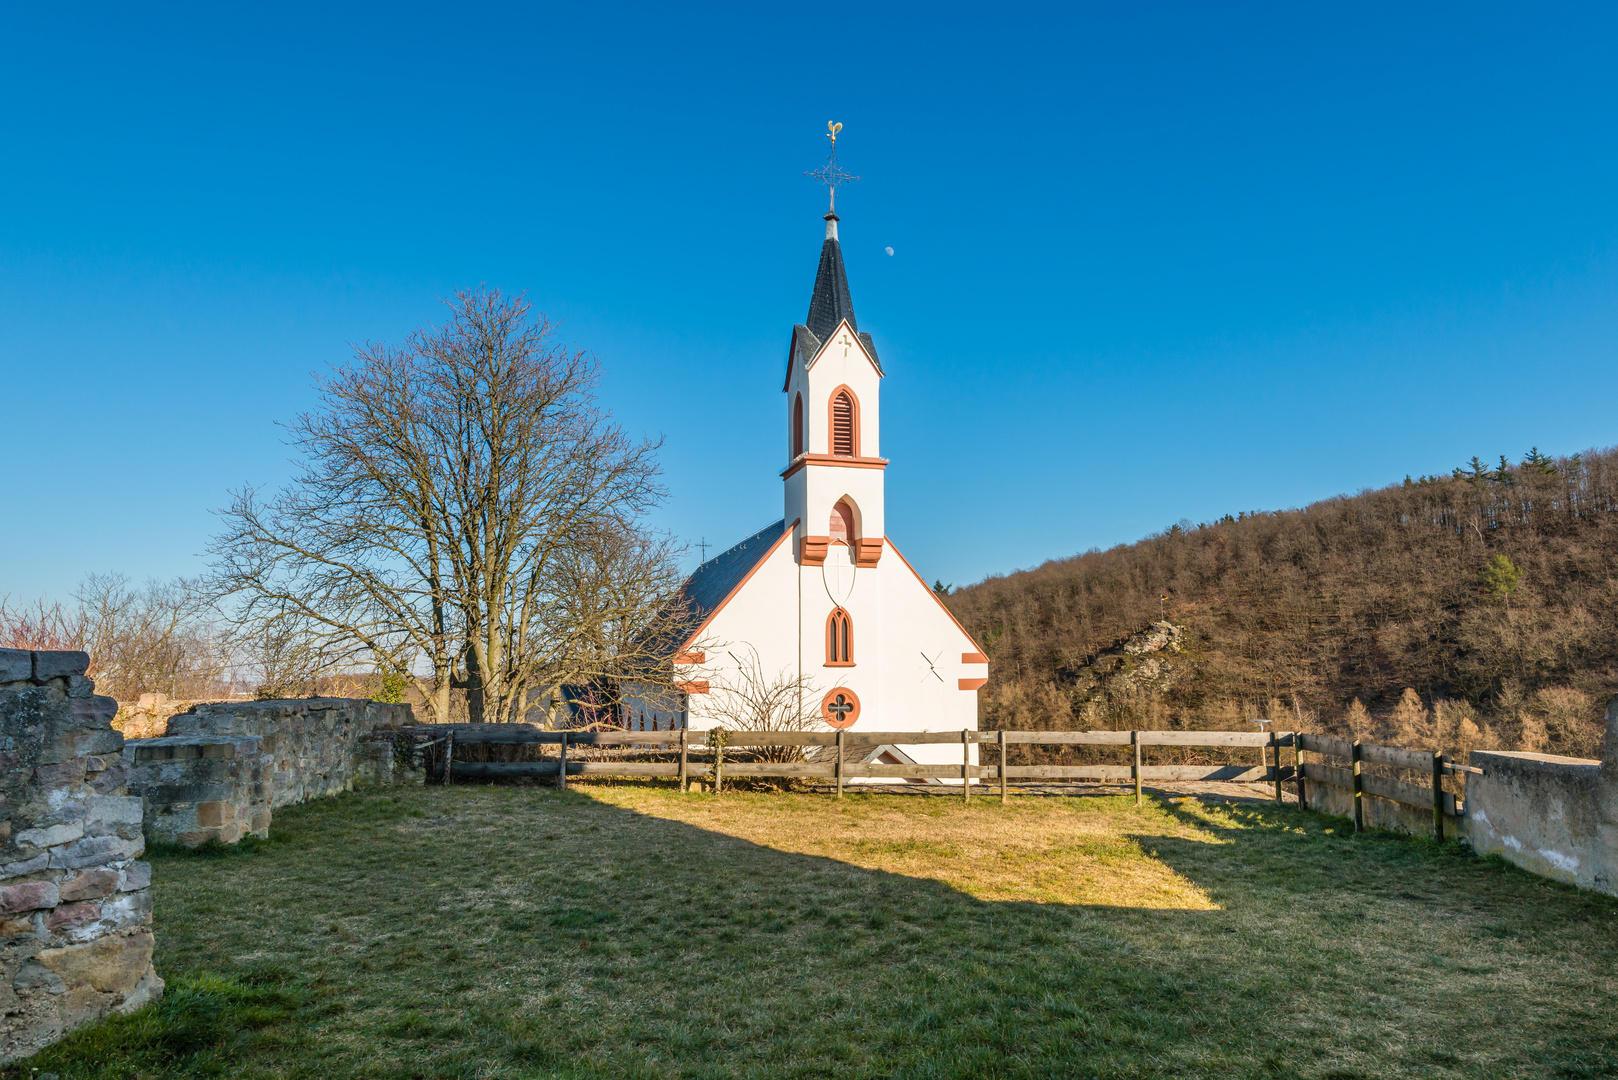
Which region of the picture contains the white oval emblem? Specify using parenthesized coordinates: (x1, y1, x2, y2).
(822, 544, 856, 605)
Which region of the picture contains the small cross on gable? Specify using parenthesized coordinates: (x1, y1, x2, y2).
(840, 334, 853, 357)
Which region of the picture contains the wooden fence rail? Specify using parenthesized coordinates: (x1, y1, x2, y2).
(401, 725, 1475, 838)
(405, 725, 1297, 806)
(1295, 733, 1471, 840)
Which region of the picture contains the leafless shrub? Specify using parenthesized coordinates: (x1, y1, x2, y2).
(1, 576, 228, 701)
(706, 644, 824, 767)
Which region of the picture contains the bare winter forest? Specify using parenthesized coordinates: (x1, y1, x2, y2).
(947, 446, 1618, 760)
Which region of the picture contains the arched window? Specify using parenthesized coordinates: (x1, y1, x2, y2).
(792, 394, 804, 457)
(829, 500, 854, 544)
(826, 607, 853, 665)
(830, 388, 857, 456)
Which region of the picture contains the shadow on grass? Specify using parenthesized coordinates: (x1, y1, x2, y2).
(8, 787, 1618, 1080)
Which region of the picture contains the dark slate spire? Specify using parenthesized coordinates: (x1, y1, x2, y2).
(805, 212, 856, 341)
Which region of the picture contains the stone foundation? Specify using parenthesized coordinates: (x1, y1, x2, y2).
(0, 649, 161, 1063)
(126, 698, 412, 846)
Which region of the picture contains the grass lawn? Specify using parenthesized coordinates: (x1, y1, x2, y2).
(9, 783, 1618, 1079)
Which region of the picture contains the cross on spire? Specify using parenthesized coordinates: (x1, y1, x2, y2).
(804, 121, 860, 214)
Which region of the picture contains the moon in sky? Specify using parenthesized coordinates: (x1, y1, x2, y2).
(884, 246, 894, 256)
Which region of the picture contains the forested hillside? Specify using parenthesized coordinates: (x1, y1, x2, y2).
(947, 447, 1618, 759)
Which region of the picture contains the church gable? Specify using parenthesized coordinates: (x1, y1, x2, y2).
(806, 318, 883, 379)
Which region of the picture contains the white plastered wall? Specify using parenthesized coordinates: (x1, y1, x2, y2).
(674, 528, 987, 782)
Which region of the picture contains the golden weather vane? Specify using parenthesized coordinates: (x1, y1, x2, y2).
(805, 120, 859, 214)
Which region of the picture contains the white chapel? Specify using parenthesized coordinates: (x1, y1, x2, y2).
(627, 203, 988, 774)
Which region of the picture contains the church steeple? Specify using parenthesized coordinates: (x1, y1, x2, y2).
(806, 212, 856, 342)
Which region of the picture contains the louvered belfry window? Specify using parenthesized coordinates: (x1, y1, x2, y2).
(792, 394, 804, 457)
(831, 391, 855, 456)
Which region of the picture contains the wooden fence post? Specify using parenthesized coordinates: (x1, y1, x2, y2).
(679, 731, 689, 792)
(835, 729, 844, 800)
(999, 728, 1008, 805)
(962, 730, 971, 804)
(1270, 731, 1281, 804)
(1351, 740, 1364, 832)
(713, 729, 725, 793)
(558, 731, 568, 791)
(1295, 733, 1307, 811)
(1132, 731, 1142, 806)
(1432, 751, 1445, 842)
(442, 731, 454, 786)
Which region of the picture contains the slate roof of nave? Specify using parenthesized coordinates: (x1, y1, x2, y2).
(683, 519, 789, 623)
(637, 519, 789, 658)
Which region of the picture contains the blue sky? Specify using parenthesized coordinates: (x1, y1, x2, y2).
(4, 3, 1618, 602)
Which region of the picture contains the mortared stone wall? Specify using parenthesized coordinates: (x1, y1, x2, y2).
(0, 649, 161, 1063)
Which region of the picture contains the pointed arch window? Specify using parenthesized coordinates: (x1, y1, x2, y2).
(826, 607, 854, 666)
(830, 388, 857, 456)
(792, 393, 804, 457)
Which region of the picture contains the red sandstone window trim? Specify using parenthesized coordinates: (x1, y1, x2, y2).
(825, 607, 854, 667)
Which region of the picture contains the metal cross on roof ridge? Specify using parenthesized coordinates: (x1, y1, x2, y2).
(805, 120, 860, 214)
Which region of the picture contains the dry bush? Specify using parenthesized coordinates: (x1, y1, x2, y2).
(1, 576, 229, 702)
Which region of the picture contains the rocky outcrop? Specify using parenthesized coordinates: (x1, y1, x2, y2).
(1062, 620, 1186, 704)
(0, 649, 160, 1063)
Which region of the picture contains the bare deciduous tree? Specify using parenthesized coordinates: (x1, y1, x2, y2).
(209, 287, 687, 723)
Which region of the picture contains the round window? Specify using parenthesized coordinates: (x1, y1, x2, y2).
(821, 687, 861, 729)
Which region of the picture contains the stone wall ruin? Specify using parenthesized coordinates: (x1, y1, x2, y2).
(0, 649, 161, 1063)
(125, 697, 413, 846)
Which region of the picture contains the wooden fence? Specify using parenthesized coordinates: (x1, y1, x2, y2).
(1294, 733, 1479, 841)
(402, 725, 1479, 838)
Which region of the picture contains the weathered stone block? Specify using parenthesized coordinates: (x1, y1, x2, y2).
(30, 650, 88, 676)
(11, 959, 67, 993)
(0, 882, 59, 915)
(31, 651, 89, 681)
(85, 796, 142, 829)
(31, 761, 86, 789)
(48, 835, 141, 870)
(0, 854, 49, 878)
(68, 695, 118, 729)
(195, 801, 235, 827)
(89, 766, 127, 795)
(93, 890, 151, 930)
(0, 650, 30, 683)
(117, 863, 151, 892)
(59, 871, 119, 902)
(42, 724, 123, 765)
(15, 823, 83, 849)
(46, 902, 100, 933)
(38, 929, 153, 994)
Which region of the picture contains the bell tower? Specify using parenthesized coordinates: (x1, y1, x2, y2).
(782, 192, 886, 569)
